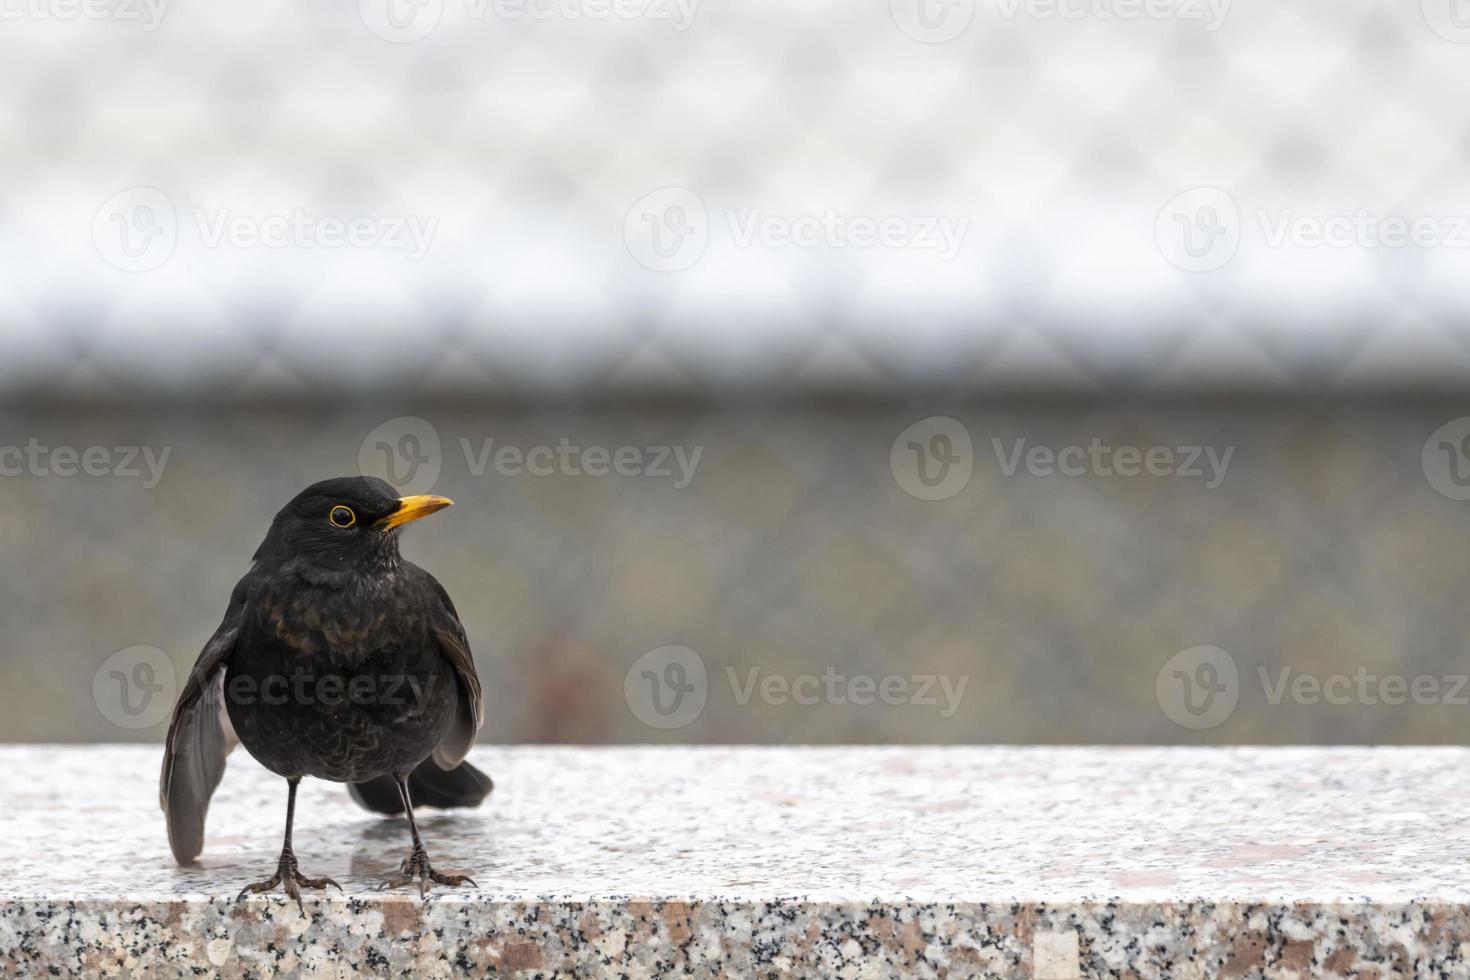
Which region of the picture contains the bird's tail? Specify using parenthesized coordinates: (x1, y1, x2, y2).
(348, 758, 494, 815)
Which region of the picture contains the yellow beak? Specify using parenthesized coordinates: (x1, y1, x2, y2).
(376, 495, 454, 530)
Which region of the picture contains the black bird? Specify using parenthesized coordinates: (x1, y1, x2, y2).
(159, 476, 492, 908)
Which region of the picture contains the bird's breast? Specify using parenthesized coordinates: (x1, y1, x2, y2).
(224, 573, 455, 782)
(249, 573, 427, 664)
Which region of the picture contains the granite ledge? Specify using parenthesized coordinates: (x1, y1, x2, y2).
(2, 746, 1469, 978)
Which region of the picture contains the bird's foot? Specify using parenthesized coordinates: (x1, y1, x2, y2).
(235, 849, 342, 915)
(375, 844, 476, 899)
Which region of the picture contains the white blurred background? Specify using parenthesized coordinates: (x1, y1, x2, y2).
(4, 0, 1470, 395)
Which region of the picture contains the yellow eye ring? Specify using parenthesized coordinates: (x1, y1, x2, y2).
(329, 505, 357, 529)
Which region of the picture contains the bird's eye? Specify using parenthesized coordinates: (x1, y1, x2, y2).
(329, 505, 357, 529)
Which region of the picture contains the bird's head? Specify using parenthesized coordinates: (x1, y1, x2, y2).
(253, 476, 453, 570)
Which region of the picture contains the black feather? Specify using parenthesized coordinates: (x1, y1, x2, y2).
(349, 758, 494, 814)
(159, 594, 243, 864)
(158, 477, 490, 869)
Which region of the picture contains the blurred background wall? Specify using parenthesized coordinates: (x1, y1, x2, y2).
(3, 0, 1470, 744)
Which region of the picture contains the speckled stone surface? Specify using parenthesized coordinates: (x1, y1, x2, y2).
(2, 746, 1469, 977)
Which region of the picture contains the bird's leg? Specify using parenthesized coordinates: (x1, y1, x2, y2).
(235, 778, 342, 915)
(375, 773, 477, 899)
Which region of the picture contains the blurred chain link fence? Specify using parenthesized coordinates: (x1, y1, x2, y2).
(5, 403, 1470, 745)
(2, 0, 1470, 397)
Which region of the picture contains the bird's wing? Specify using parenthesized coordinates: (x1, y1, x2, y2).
(159, 582, 246, 865)
(418, 567, 484, 770)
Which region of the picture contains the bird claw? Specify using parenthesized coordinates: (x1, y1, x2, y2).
(376, 846, 476, 900)
(235, 850, 341, 915)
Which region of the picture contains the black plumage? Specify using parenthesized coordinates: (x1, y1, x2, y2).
(159, 476, 491, 908)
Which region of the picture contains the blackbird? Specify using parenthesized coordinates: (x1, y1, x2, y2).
(159, 476, 492, 908)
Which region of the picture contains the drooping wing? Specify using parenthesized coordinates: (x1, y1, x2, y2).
(159, 582, 246, 865)
(419, 567, 484, 770)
